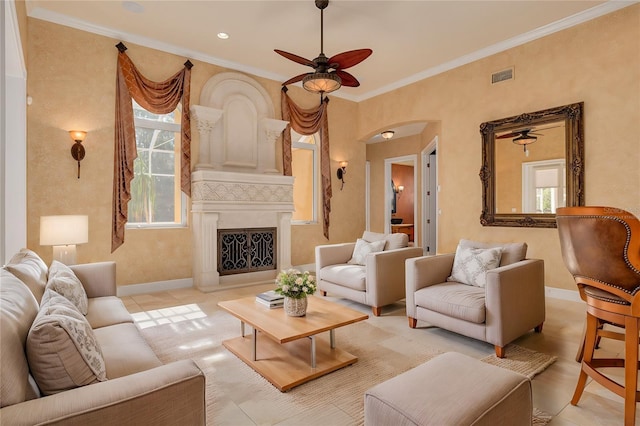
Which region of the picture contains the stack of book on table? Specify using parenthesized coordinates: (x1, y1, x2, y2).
(255, 290, 284, 309)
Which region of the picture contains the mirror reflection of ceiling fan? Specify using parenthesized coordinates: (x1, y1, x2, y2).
(496, 124, 561, 156)
(274, 0, 372, 95)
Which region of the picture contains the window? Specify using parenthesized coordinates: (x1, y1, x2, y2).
(291, 131, 318, 223)
(127, 100, 186, 227)
(522, 159, 566, 213)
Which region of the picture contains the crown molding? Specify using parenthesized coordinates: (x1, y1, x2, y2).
(28, 1, 635, 104)
(352, 1, 637, 102)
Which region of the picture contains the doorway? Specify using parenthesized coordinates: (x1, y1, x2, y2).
(421, 137, 438, 255)
(384, 155, 418, 244)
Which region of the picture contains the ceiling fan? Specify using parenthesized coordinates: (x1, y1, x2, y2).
(275, 0, 372, 94)
(496, 128, 542, 156)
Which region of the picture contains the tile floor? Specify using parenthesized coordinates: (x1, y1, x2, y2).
(122, 285, 634, 425)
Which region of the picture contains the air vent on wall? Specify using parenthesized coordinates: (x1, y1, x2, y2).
(491, 67, 514, 84)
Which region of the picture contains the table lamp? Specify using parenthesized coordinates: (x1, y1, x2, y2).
(40, 215, 89, 265)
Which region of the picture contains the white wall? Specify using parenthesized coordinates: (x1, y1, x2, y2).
(2, 0, 27, 263)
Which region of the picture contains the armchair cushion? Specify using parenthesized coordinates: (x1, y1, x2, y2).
(415, 282, 486, 324)
(348, 239, 386, 266)
(319, 264, 366, 291)
(448, 245, 503, 287)
(362, 231, 408, 251)
(458, 239, 527, 267)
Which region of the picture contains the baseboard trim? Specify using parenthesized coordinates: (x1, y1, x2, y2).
(545, 286, 582, 303)
(117, 278, 193, 297)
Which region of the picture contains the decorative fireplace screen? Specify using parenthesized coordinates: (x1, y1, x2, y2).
(217, 228, 277, 276)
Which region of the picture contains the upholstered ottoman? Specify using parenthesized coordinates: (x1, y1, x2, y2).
(364, 352, 532, 426)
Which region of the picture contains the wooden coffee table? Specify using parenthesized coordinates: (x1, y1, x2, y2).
(218, 295, 368, 391)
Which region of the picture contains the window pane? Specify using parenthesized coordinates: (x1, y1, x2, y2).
(135, 127, 154, 149)
(151, 151, 175, 175)
(153, 130, 176, 151)
(153, 176, 175, 222)
(133, 101, 176, 123)
(128, 158, 153, 223)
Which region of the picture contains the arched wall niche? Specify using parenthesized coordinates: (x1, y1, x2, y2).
(191, 72, 286, 173)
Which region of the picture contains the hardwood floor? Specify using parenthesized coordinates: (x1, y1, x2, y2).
(122, 285, 635, 425)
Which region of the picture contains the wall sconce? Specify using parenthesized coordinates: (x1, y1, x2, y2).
(381, 130, 395, 140)
(40, 215, 89, 265)
(394, 184, 404, 196)
(336, 161, 348, 190)
(69, 130, 87, 178)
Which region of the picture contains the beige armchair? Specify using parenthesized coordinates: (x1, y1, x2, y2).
(316, 231, 423, 316)
(405, 239, 545, 357)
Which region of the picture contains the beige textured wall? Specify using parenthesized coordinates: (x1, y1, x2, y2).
(25, 19, 359, 285)
(358, 5, 640, 290)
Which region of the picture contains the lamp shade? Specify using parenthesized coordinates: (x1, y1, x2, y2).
(302, 73, 342, 94)
(40, 215, 89, 246)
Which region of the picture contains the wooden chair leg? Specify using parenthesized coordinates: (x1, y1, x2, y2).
(572, 313, 599, 406)
(495, 346, 506, 358)
(624, 317, 639, 426)
(408, 317, 417, 328)
(372, 306, 382, 316)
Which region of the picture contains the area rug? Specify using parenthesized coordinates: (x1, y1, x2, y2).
(480, 344, 558, 379)
(140, 313, 555, 425)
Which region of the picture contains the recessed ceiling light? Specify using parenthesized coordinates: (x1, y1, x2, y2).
(217, 32, 230, 40)
(122, 1, 144, 14)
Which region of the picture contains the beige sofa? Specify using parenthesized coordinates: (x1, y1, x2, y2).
(316, 231, 423, 315)
(1, 250, 206, 425)
(406, 240, 545, 358)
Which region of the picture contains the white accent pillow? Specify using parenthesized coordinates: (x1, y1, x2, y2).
(447, 245, 503, 287)
(348, 239, 386, 266)
(5, 248, 49, 303)
(46, 261, 88, 315)
(27, 289, 107, 395)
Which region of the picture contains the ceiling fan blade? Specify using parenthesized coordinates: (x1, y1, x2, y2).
(282, 73, 311, 86)
(496, 132, 521, 139)
(328, 49, 373, 70)
(274, 50, 316, 68)
(335, 70, 360, 87)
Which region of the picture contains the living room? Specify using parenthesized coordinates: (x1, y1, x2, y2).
(2, 0, 639, 424)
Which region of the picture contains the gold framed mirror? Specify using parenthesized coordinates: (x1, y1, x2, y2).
(479, 102, 584, 228)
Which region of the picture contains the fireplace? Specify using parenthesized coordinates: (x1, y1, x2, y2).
(218, 227, 277, 276)
(190, 72, 293, 292)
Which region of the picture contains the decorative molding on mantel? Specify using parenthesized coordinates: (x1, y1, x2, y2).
(191, 170, 294, 206)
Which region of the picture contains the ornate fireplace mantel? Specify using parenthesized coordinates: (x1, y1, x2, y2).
(190, 72, 293, 292)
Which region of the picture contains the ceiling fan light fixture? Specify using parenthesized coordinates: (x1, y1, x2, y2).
(302, 72, 342, 94)
(512, 135, 537, 145)
(381, 130, 395, 140)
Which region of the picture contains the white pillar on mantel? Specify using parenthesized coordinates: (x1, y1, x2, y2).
(277, 211, 293, 271)
(190, 105, 223, 169)
(260, 118, 289, 174)
(191, 210, 220, 291)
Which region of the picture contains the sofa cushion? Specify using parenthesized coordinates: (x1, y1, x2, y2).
(415, 282, 486, 324)
(448, 245, 503, 287)
(458, 239, 527, 267)
(0, 269, 41, 408)
(348, 238, 386, 266)
(362, 231, 408, 251)
(94, 323, 162, 379)
(319, 264, 367, 291)
(5, 248, 48, 303)
(86, 296, 134, 329)
(46, 260, 89, 315)
(27, 290, 107, 395)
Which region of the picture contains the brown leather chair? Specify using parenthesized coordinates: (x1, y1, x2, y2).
(557, 206, 640, 426)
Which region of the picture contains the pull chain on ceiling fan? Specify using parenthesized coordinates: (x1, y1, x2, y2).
(275, 0, 372, 95)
